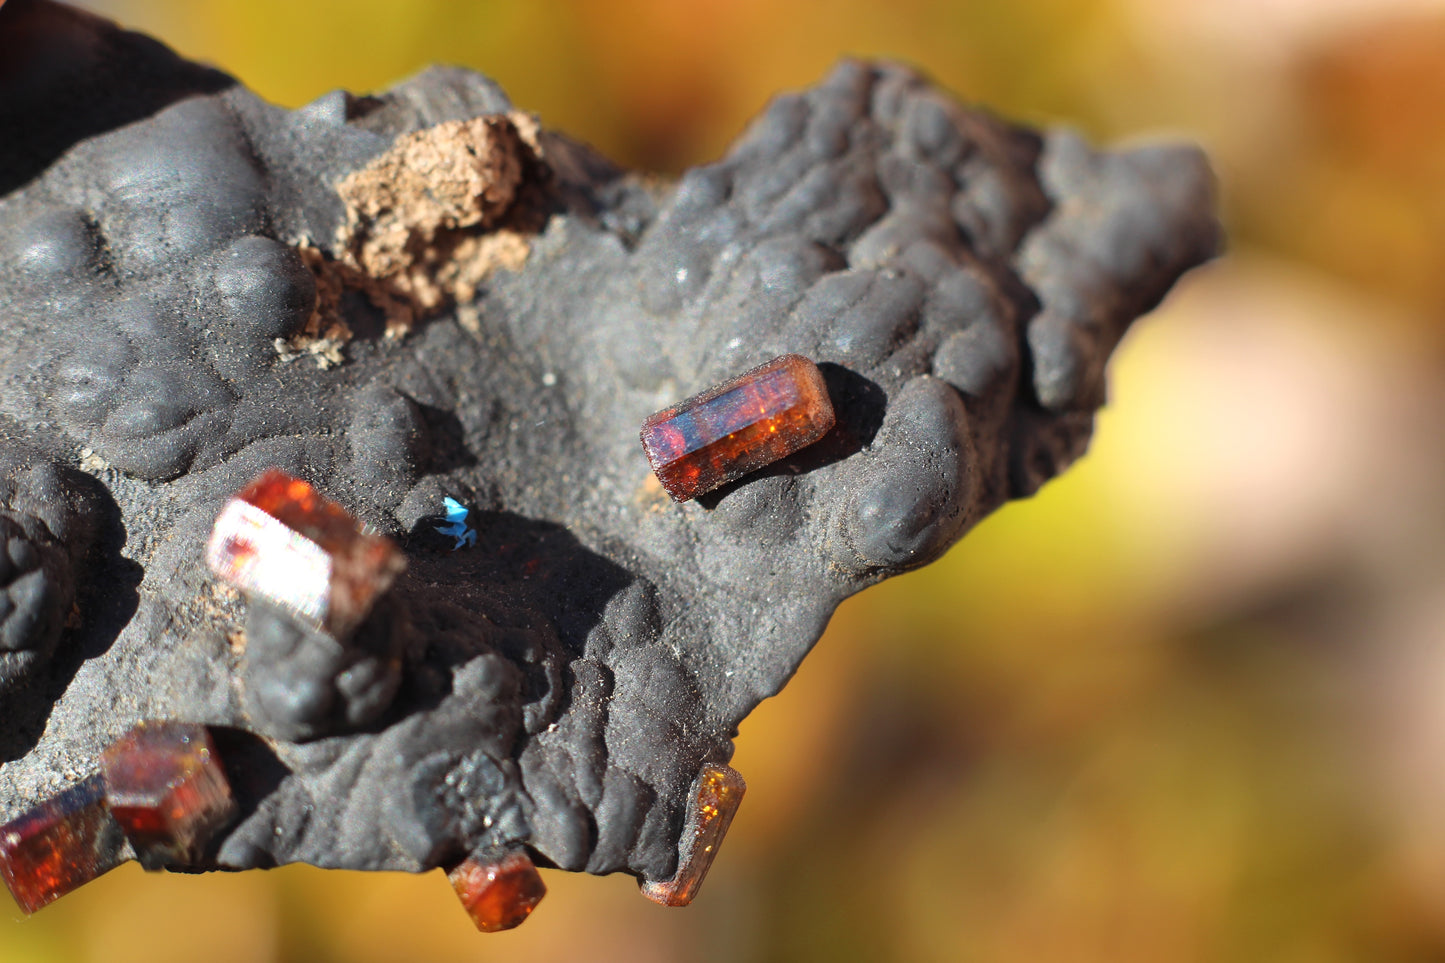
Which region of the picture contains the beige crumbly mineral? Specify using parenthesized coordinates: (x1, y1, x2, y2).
(328, 113, 541, 334)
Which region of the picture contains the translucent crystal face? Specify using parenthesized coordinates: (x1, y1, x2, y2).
(448, 850, 548, 932)
(207, 497, 333, 624)
(100, 722, 236, 869)
(641, 355, 836, 501)
(0, 776, 126, 915)
(205, 469, 405, 637)
(639, 764, 746, 907)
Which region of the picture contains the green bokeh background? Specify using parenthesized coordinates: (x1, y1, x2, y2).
(7, 1, 1445, 960)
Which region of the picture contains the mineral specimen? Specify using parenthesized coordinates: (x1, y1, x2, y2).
(639, 764, 746, 907)
(641, 354, 836, 501)
(99, 721, 236, 870)
(435, 497, 478, 550)
(0, 0, 1220, 925)
(0, 776, 126, 914)
(448, 850, 548, 932)
(206, 469, 405, 637)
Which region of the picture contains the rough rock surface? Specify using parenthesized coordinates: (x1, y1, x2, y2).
(0, 0, 1219, 887)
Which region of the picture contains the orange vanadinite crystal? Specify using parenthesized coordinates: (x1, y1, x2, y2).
(100, 722, 236, 870)
(205, 469, 405, 637)
(639, 763, 746, 907)
(448, 850, 547, 932)
(0, 776, 127, 914)
(640, 354, 835, 501)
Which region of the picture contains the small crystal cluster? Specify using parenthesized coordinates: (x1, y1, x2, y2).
(2, 355, 796, 922)
(3, 471, 406, 917)
(0, 361, 782, 920)
(0, 722, 235, 914)
(641, 354, 836, 501)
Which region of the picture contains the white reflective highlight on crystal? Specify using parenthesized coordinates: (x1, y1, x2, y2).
(205, 498, 331, 624)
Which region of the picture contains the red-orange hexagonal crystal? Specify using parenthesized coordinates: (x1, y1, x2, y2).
(100, 721, 236, 870)
(205, 469, 405, 637)
(448, 850, 547, 932)
(639, 763, 746, 907)
(640, 354, 835, 501)
(0, 776, 127, 915)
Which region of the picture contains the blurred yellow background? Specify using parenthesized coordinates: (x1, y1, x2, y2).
(9, 1, 1445, 960)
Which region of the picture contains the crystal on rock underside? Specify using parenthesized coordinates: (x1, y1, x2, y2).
(448, 850, 547, 932)
(639, 763, 746, 906)
(0, 776, 127, 914)
(100, 721, 237, 870)
(640, 354, 836, 502)
(206, 468, 405, 637)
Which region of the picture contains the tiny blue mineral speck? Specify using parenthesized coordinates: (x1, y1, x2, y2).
(435, 497, 477, 550)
